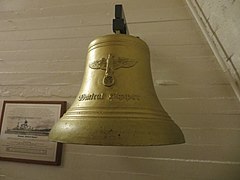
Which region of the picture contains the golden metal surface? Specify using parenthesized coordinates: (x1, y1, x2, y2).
(49, 34, 185, 146)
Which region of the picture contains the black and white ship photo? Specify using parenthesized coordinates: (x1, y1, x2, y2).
(5, 116, 53, 136)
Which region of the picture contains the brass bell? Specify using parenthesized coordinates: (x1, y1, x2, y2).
(49, 34, 185, 146)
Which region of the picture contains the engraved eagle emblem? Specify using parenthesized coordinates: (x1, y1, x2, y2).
(89, 54, 137, 87)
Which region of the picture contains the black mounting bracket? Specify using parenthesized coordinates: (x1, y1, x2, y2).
(112, 4, 129, 34)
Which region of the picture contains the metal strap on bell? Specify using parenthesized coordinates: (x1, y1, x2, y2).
(49, 5, 185, 146)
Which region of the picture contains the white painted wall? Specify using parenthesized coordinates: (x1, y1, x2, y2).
(0, 0, 240, 179)
(190, 0, 240, 99)
(198, 0, 240, 69)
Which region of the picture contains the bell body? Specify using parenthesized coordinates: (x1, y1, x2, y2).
(49, 34, 185, 145)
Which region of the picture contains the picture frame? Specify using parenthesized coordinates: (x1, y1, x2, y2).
(0, 100, 67, 165)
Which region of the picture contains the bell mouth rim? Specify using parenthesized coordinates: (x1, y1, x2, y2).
(88, 34, 148, 52)
(49, 118, 185, 146)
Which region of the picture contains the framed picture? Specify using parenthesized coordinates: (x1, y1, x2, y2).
(0, 101, 67, 165)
